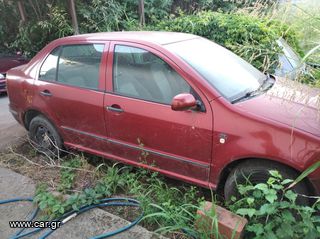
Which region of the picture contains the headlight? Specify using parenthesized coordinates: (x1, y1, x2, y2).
(0, 73, 5, 80)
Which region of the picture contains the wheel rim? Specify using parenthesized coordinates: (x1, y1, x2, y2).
(34, 124, 57, 153)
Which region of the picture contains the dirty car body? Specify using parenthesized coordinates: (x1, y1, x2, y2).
(6, 32, 320, 198)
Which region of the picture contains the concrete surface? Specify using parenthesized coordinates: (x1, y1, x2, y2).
(0, 94, 26, 151)
(0, 168, 36, 238)
(0, 167, 160, 239)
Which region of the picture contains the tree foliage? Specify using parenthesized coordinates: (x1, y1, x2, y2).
(0, 1, 20, 53)
(0, 0, 305, 75)
(11, 5, 73, 56)
(171, 0, 276, 14)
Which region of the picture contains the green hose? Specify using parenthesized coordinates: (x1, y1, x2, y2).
(0, 197, 143, 239)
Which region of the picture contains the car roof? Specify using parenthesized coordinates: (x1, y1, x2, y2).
(59, 31, 199, 45)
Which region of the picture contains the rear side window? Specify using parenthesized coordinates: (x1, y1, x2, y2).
(39, 47, 60, 81)
(57, 44, 104, 90)
(39, 44, 104, 90)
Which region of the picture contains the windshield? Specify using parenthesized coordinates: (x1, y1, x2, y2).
(164, 38, 265, 102)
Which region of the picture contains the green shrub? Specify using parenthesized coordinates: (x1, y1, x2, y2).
(151, 11, 302, 72)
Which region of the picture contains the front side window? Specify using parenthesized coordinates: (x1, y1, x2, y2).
(113, 45, 191, 104)
(57, 44, 104, 89)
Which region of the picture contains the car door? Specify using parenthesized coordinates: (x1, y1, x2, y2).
(104, 42, 213, 185)
(33, 42, 109, 151)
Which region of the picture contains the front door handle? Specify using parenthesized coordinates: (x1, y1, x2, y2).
(106, 104, 124, 113)
(40, 90, 52, 97)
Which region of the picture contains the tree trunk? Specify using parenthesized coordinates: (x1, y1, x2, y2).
(17, 0, 26, 24)
(138, 0, 145, 26)
(68, 0, 79, 35)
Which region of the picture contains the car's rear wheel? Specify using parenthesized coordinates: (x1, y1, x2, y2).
(29, 115, 63, 158)
(224, 160, 310, 205)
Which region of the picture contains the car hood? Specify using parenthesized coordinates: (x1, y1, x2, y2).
(236, 77, 320, 137)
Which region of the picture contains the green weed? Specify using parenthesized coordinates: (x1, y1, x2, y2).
(227, 170, 320, 239)
(34, 158, 203, 235)
(33, 155, 320, 238)
(57, 156, 83, 193)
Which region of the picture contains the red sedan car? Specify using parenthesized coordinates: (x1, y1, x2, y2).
(0, 53, 29, 93)
(6, 32, 320, 203)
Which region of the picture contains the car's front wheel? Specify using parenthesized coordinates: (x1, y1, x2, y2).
(224, 160, 310, 205)
(29, 115, 63, 159)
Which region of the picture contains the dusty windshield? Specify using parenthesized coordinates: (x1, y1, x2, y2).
(164, 38, 265, 102)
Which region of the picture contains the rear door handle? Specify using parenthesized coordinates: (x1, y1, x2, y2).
(40, 90, 52, 97)
(106, 104, 124, 113)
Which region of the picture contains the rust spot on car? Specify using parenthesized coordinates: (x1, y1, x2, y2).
(27, 95, 33, 104)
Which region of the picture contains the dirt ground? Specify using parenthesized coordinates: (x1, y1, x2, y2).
(0, 140, 97, 192)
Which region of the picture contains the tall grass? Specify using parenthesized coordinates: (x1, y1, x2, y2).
(236, 1, 320, 82)
(276, 2, 320, 62)
(237, 1, 320, 60)
(277, 2, 320, 84)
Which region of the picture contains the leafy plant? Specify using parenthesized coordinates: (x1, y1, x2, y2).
(97, 163, 129, 194)
(58, 156, 83, 193)
(34, 184, 66, 218)
(227, 170, 320, 239)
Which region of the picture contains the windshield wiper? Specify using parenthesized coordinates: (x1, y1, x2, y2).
(231, 91, 256, 104)
(231, 74, 274, 104)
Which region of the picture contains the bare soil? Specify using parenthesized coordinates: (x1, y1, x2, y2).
(0, 140, 96, 192)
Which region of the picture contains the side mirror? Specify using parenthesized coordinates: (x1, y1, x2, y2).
(171, 93, 197, 111)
